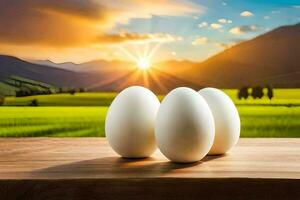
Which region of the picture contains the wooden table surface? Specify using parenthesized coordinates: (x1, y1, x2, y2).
(0, 138, 299, 200)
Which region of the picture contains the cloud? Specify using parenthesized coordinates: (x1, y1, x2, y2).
(215, 38, 245, 49)
(218, 19, 226, 23)
(230, 38, 247, 44)
(271, 10, 280, 14)
(198, 22, 208, 28)
(214, 42, 231, 49)
(97, 31, 182, 44)
(0, 0, 201, 48)
(192, 37, 208, 46)
(222, 2, 227, 6)
(229, 25, 258, 35)
(218, 18, 232, 24)
(265, 27, 271, 32)
(264, 16, 270, 20)
(214, 42, 235, 49)
(293, 5, 300, 9)
(210, 23, 222, 29)
(240, 11, 254, 17)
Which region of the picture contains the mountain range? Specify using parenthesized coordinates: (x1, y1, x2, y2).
(187, 23, 300, 88)
(0, 23, 299, 94)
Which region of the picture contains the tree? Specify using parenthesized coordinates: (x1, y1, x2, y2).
(29, 99, 39, 106)
(0, 96, 4, 106)
(69, 88, 76, 95)
(79, 88, 86, 93)
(16, 87, 31, 97)
(58, 87, 64, 93)
(251, 86, 264, 99)
(266, 85, 274, 100)
(40, 88, 52, 95)
(238, 87, 249, 100)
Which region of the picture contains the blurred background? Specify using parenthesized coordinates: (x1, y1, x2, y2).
(0, 0, 299, 137)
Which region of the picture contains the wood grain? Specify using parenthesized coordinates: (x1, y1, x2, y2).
(0, 138, 299, 199)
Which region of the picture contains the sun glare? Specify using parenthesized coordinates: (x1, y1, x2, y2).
(137, 57, 151, 69)
(119, 42, 161, 71)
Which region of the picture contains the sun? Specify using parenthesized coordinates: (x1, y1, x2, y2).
(119, 42, 161, 71)
(137, 57, 151, 70)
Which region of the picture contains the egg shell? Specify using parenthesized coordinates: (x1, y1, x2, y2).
(105, 86, 160, 158)
(199, 87, 240, 155)
(155, 87, 215, 163)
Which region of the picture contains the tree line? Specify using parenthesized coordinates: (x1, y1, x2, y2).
(16, 87, 86, 97)
(0, 96, 4, 106)
(238, 85, 273, 100)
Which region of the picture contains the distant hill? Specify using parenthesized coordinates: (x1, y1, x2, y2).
(29, 57, 203, 93)
(0, 55, 102, 88)
(31, 60, 81, 72)
(0, 75, 56, 96)
(32, 59, 136, 73)
(186, 23, 300, 88)
(0, 55, 201, 94)
(88, 67, 201, 93)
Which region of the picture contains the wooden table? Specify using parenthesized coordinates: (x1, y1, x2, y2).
(0, 138, 299, 200)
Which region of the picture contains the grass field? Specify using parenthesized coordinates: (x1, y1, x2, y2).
(0, 89, 299, 137)
(3, 93, 118, 106)
(0, 107, 107, 137)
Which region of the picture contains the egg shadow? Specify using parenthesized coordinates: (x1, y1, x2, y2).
(30, 154, 226, 178)
(202, 154, 227, 162)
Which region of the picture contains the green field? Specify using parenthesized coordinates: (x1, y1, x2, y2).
(3, 93, 118, 106)
(0, 89, 299, 137)
(0, 107, 107, 137)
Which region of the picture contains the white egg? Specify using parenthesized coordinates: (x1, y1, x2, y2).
(155, 87, 215, 163)
(105, 86, 160, 158)
(199, 88, 240, 155)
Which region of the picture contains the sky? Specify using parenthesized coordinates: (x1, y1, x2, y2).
(0, 0, 299, 63)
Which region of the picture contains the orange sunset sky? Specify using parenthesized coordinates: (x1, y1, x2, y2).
(0, 0, 299, 63)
